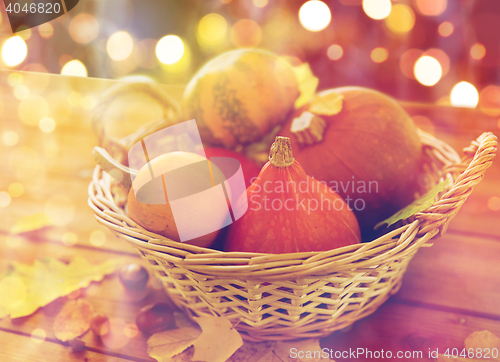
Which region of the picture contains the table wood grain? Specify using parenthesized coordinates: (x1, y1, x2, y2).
(1, 69, 499, 361)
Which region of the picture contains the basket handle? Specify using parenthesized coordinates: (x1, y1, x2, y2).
(416, 132, 498, 235)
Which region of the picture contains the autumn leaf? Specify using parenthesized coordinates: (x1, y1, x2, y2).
(229, 339, 327, 362)
(10, 212, 53, 234)
(309, 92, 344, 116)
(374, 179, 449, 230)
(292, 63, 319, 109)
(147, 326, 202, 362)
(192, 315, 243, 362)
(464, 330, 500, 361)
(0, 257, 119, 319)
(54, 299, 93, 342)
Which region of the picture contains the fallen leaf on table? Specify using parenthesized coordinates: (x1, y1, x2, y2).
(465, 330, 500, 361)
(192, 315, 243, 362)
(0, 256, 119, 319)
(147, 326, 201, 362)
(309, 92, 344, 116)
(374, 179, 449, 230)
(10, 213, 53, 234)
(54, 299, 93, 342)
(228, 339, 326, 362)
(292, 63, 319, 109)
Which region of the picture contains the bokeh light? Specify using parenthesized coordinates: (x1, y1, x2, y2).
(62, 232, 78, 246)
(156, 35, 185, 64)
(2, 36, 28, 67)
(414, 0, 447, 16)
(424, 48, 450, 76)
(39, 117, 56, 133)
(69, 14, 99, 44)
(370, 47, 388, 63)
(470, 43, 486, 60)
(38, 22, 54, 39)
(61, 60, 88, 77)
(18, 95, 50, 126)
(479, 85, 500, 116)
(107, 31, 134, 61)
(2, 131, 19, 147)
(450, 81, 479, 108)
(488, 196, 500, 211)
(385, 4, 415, 34)
(7, 72, 23, 87)
(0, 191, 11, 207)
(363, 0, 391, 20)
(230, 19, 262, 47)
(253, 0, 268, 7)
(438, 21, 454, 37)
(9, 183, 24, 198)
(299, 1, 331, 32)
(44, 195, 75, 226)
(90, 230, 106, 246)
(31, 328, 46, 344)
(13, 85, 30, 100)
(198, 14, 227, 43)
(327, 44, 343, 60)
(124, 324, 139, 338)
(17, 28, 32, 41)
(414, 56, 442, 86)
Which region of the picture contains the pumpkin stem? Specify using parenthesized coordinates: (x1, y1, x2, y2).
(269, 137, 295, 168)
(291, 111, 326, 145)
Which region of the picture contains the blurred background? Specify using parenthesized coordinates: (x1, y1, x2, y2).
(1, 0, 500, 111)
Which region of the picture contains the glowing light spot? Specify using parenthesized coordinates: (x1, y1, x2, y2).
(61, 60, 88, 77)
(363, 0, 391, 20)
(90, 230, 106, 247)
(39, 117, 56, 133)
(18, 95, 50, 126)
(69, 13, 99, 44)
(438, 21, 454, 37)
(61, 232, 78, 246)
(8, 183, 24, 198)
(299, 1, 332, 32)
(13, 85, 30, 100)
(415, 0, 447, 16)
(156, 35, 184, 65)
(0, 191, 11, 207)
(470, 43, 486, 60)
(198, 14, 227, 43)
(3, 131, 19, 146)
(385, 4, 415, 33)
(414, 56, 442, 86)
(31, 328, 46, 344)
(7, 72, 23, 87)
(2, 36, 28, 67)
(327, 44, 343, 60)
(230, 19, 262, 47)
(479, 85, 500, 117)
(370, 47, 388, 63)
(487, 196, 500, 211)
(253, 0, 268, 7)
(107, 31, 134, 61)
(17, 28, 32, 40)
(38, 22, 54, 39)
(424, 48, 450, 76)
(44, 195, 75, 226)
(124, 324, 139, 338)
(450, 81, 479, 108)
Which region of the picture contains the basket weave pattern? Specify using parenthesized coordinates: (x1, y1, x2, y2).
(89, 126, 497, 341)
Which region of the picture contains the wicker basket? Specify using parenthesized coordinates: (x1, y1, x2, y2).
(88, 83, 498, 342)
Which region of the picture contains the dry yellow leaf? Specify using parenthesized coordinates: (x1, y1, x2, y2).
(309, 92, 344, 116)
(54, 299, 93, 342)
(147, 326, 201, 362)
(10, 212, 53, 234)
(292, 63, 319, 109)
(464, 330, 500, 361)
(0, 256, 119, 319)
(228, 339, 327, 362)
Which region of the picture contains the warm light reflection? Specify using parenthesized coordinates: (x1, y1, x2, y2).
(13, 85, 30, 100)
(299, 1, 331, 32)
(8, 183, 24, 198)
(107, 31, 134, 61)
(2, 36, 28, 67)
(438, 21, 454, 37)
(0, 191, 11, 207)
(17, 28, 32, 41)
(156, 35, 184, 64)
(470, 43, 486, 60)
(31, 328, 46, 344)
(327, 44, 343, 60)
(414, 56, 442, 86)
(450, 82, 479, 108)
(7, 72, 23, 87)
(487, 196, 500, 211)
(39, 117, 56, 133)
(414, 0, 447, 16)
(2, 131, 19, 146)
(479, 85, 500, 116)
(61, 60, 88, 77)
(230, 19, 262, 47)
(69, 13, 99, 44)
(385, 4, 415, 33)
(90, 230, 106, 246)
(19, 95, 50, 126)
(424, 48, 450, 76)
(253, 0, 268, 7)
(198, 14, 227, 43)
(124, 324, 139, 338)
(62, 232, 78, 246)
(38, 22, 54, 38)
(362, 0, 391, 20)
(370, 47, 388, 63)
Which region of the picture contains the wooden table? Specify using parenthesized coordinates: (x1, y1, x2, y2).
(1, 70, 499, 362)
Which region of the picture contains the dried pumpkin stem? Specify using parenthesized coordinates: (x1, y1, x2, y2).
(291, 111, 327, 146)
(269, 137, 295, 168)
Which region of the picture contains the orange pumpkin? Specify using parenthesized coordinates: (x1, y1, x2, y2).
(225, 137, 361, 253)
(182, 49, 299, 148)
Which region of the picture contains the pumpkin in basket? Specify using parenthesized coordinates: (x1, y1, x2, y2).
(225, 136, 361, 253)
(182, 48, 299, 148)
(279, 87, 423, 240)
